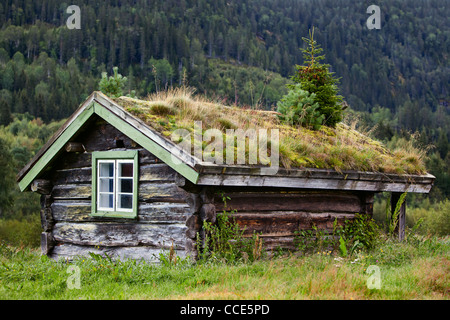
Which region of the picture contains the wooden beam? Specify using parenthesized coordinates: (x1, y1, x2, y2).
(196, 172, 434, 193)
(40, 232, 54, 255)
(40, 207, 54, 232)
(185, 214, 201, 239)
(64, 142, 85, 153)
(31, 179, 53, 195)
(391, 192, 406, 241)
(200, 203, 216, 223)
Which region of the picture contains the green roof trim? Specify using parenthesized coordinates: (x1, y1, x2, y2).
(18, 102, 95, 191)
(17, 92, 199, 191)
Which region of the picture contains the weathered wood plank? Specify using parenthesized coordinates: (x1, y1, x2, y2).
(52, 184, 91, 200)
(214, 191, 361, 213)
(79, 120, 140, 152)
(51, 200, 191, 223)
(139, 164, 177, 182)
(139, 182, 188, 203)
(65, 142, 85, 153)
(56, 148, 159, 171)
(198, 163, 435, 185)
(229, 212, 355, 236)
(196, 173, 434, 193)
(50, 243, 187, 262)
(41, 232, 55, 255)
(52, 222, 187, 249)
(40, 207, 54, 231)
(51, 200, 91, 221)
(51, 182, 187, 202)
(52, 167, 92, 185)
(52, 163, 177, 185)
(360, 192, 375, 216)
(138, 202, 191, 223)
(257, 236, 297, 252)
(185, 214, 201, 239)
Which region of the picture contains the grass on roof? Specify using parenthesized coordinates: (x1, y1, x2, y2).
(115, 87, 427, 175)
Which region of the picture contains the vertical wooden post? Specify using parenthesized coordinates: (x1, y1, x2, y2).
(40, 194, 55, 255)
(391, 192, 406, 241)
(360, 192, 374, 216)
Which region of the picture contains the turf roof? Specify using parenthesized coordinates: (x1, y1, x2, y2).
(115, 88, 427, 175)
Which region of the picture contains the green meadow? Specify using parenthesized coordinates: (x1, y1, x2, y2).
(0, 234, 448, 300)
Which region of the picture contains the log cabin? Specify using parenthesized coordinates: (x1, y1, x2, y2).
(17, 91, 435, 261)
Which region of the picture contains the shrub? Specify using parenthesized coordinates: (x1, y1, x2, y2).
(276, 84, 324, 130)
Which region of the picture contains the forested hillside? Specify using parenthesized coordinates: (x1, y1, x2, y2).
(0, 0, 449, 220)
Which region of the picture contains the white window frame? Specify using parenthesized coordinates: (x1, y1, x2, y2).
(91, 150, 138, 219)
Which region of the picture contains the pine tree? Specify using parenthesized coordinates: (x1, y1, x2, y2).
(291, 27, 344, 127)
(0, 99, 12, 126)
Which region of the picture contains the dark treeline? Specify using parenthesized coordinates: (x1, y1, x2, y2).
(0, 0, 449, 207)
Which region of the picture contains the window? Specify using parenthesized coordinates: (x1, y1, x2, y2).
(91, 151, 138, 218)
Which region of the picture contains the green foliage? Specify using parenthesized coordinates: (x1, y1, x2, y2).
(294, 213, 380, 257)
(338, 236, 348, 257)
(0, 115, 63, 219)
(407, 199, 450, 236)
(200, 211, 264, 264)
(0, 136, 15, 215)
(291, 28, 344, 127)
(276, 84, 324, 130)
(384, 192, 407, 237)
(0, 213, 41, 247)
(98, 67, 128, 98)
(341, 213, 380, 252)
(148, 58, 174, 92)
(198, 194, 264, 264)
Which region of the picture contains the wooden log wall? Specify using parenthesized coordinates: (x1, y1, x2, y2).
(39, 117, 195, 262)
(210, 189, 374, 252)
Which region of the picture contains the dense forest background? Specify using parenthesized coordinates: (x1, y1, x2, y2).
(0, 0, 448, 236)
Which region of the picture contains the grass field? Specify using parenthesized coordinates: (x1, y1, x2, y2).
(0, 234, 448, 300)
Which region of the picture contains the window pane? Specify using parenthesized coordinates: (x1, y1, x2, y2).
(119, 162, 133, 177)
(99, 178, 114, 192)
(118, 178, 133, 193)
(99, 193, 114, 209)
(99, 162, 114, 177)
(118, 194, 133, 209)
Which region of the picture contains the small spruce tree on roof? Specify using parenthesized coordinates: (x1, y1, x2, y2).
(278, 27, 345, 129)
